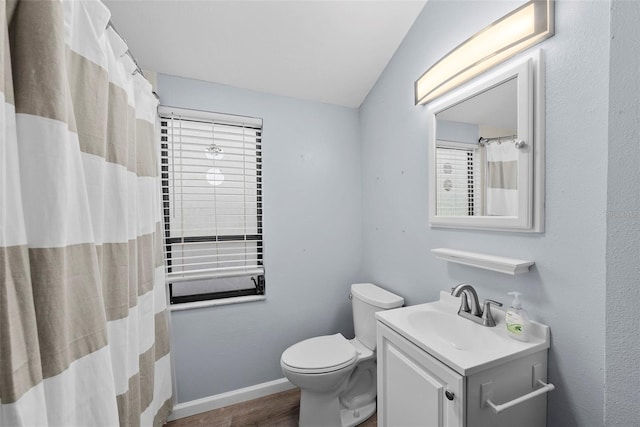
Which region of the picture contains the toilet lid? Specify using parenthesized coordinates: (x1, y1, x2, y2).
(281, 334, 357, 374)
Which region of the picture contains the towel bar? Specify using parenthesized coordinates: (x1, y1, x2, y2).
(482, 379, 555, 414)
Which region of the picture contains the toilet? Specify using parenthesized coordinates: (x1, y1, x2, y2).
(280, 283, 404, 427)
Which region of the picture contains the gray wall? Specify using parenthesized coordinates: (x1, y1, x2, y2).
(359, 1, 609, 426)
(606, 1, 640, 425)
(158, 75, 363, 402)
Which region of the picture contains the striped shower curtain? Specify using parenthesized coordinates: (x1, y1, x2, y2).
(486, 141, 519, 216)
(0, 0, 172, 425)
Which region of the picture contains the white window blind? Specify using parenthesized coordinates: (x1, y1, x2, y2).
(435, 144, 481, 216)
(159, 106, 264, 303)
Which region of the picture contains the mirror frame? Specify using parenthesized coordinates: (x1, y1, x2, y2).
(427, 50, 545, 232)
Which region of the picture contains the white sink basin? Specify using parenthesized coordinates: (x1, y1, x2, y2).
(407, 310, 505, 352)
(376, 291, 550, 375)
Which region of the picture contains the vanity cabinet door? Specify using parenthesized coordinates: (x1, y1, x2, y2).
(377, 322, 464, 427)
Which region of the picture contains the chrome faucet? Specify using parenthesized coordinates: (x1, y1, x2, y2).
(451, 283, 503, 327)
(451, 283, 481, 315)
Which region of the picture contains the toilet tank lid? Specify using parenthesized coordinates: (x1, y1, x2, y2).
(351, 283, 404, 309)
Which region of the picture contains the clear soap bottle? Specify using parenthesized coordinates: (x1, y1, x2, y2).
(505, 291, 530, 342)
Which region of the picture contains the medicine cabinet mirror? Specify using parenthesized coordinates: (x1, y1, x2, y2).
(427, 51, 544, 232)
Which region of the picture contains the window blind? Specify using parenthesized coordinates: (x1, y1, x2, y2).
(435, 144, 481, 216)
(159, 106, 264, 301)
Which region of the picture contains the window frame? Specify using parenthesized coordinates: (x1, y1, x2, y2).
(159, 106, 265, 305)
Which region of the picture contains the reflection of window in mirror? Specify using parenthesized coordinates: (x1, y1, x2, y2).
(435, 140, 481, 217)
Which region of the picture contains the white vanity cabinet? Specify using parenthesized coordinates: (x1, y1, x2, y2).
(375, 292, 552, 427)
(377, 322, 464, 427)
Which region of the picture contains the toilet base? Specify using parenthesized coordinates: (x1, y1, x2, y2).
(292, 347, 378, 427)
(340, 401, 376, 427)
(299, 390, 376, 427)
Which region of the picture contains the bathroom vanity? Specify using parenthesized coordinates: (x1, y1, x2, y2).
(375, 291, 551, 427)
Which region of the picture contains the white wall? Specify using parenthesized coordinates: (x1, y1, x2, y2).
(606, 0, 640, 424)
(359, 1, 609, 426)
(157, 75, 363, 402)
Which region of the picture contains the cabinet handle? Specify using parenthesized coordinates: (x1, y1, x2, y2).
(445, 390, 455, 401)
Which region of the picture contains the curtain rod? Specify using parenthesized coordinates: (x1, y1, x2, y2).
(479, 135, 527, 150)
(106, 20, 160, 100)
(478, 135, 517, 145)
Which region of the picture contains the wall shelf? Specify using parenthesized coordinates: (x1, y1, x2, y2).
(431, 248, 534, 275)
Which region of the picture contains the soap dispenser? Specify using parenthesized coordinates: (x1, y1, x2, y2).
(505, 292, 530, 342)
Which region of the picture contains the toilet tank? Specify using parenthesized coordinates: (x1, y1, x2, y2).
(351, 283, 404, 350)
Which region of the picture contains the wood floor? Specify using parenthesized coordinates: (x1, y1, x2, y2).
(167, 388, 377, 427)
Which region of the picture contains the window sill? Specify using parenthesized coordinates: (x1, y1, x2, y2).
(169, 295, 266, 312)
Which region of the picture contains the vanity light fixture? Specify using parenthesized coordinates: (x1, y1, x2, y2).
(414, 0, 553, 105)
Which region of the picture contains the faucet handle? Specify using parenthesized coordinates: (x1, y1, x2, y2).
(483, 299, 503, 307)
(481, 299, 503, 327)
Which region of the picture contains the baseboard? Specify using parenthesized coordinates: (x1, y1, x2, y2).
(168, 378, 296, 421)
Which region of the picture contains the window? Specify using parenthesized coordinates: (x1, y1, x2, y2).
(435, 142, 482, 217)
(159, 106, 264, 304)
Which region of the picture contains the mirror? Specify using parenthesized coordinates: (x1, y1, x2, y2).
(427, 52, 544, 232)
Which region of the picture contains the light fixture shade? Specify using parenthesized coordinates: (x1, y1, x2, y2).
(415, 0, 553, 105)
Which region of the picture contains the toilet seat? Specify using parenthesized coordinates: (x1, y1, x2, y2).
(281, 334, 357, 374)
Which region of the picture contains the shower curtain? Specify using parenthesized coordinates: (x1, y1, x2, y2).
(0, 0, 172, 425)
(485, 141, 519, 216)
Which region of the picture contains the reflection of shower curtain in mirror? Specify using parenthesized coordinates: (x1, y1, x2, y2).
(486, 142, 518, 216)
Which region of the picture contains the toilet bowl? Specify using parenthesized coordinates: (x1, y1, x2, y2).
(281, 283, 404, 427)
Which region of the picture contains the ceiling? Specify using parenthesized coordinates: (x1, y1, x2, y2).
(103, 0, 426, 108)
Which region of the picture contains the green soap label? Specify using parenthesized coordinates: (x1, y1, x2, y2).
(506, 311, 524, 335)
(507, 323, 523, 335)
